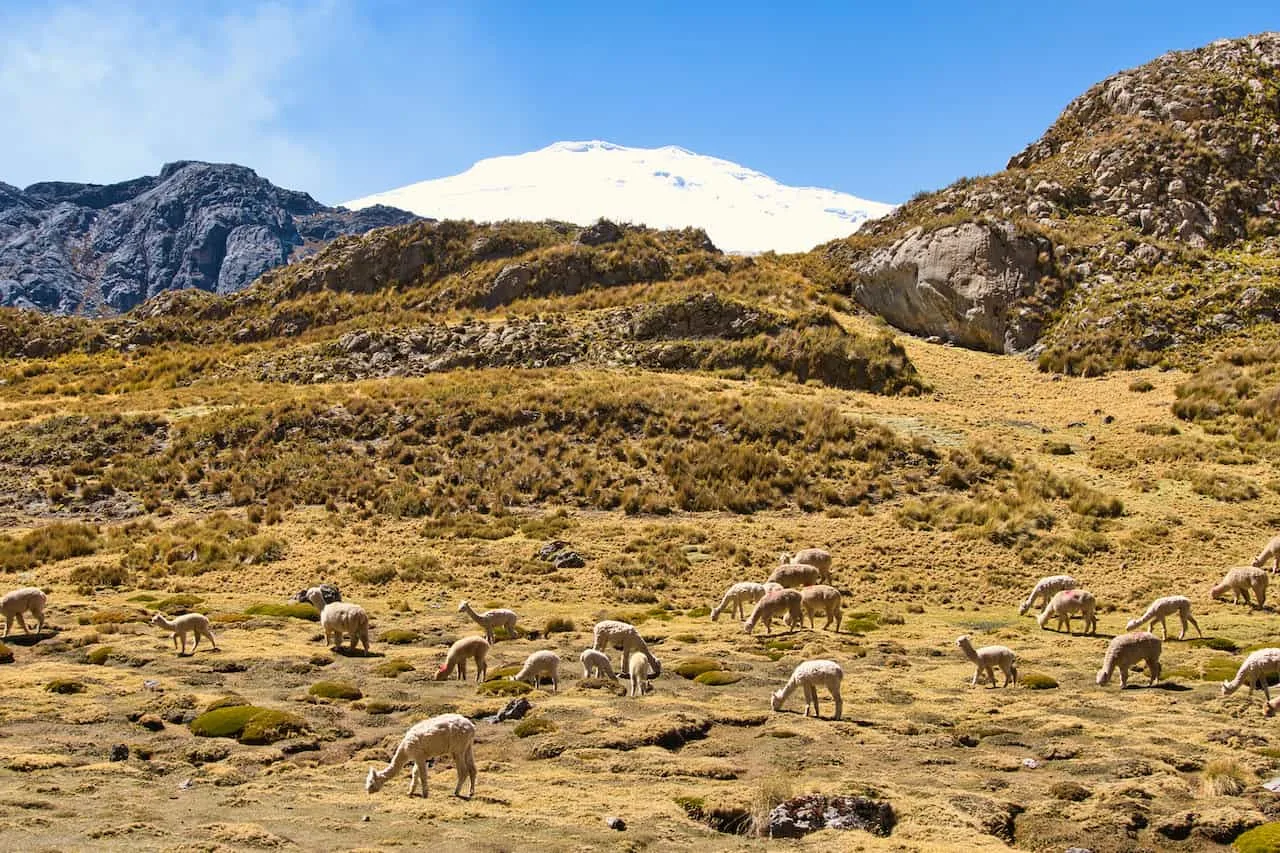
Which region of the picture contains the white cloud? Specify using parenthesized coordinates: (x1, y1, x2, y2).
(0, 0, 339, 193)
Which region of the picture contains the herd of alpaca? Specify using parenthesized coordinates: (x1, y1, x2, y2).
(10, 532, 1280, 804)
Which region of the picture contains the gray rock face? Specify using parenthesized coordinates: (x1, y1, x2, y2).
(0, 162, 418, 314)
(849, 221, 1052, 353)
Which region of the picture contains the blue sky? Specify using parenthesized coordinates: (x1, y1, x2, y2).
(1, 1, 1276, 205)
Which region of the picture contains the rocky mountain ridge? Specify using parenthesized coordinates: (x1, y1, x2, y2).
(0, 161, 418, 315)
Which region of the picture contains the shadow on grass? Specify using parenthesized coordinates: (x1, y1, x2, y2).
(334, 647, 384, 658)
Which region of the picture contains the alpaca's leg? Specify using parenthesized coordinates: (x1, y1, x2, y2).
(191, 632, 201, 652)
(1119, 666, 1129, 688)
(971, 665, 980, 687)
(34, 606, 43, 636)
(15, 613, 28, 635)
(460, 744, 477, 797)
(2, 614, 10, 638)
(831, 684, 843, 720)
(458, 660, 467, 682)
(804, 684, 818, 717)
(208, 628, 219, 650)
(414, 759, 429, 797)
(1186, 613, 1202, 638)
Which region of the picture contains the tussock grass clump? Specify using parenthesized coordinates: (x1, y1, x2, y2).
(1020, 673, 1058, 689)
(46, 679, 86, 695)
(350, 564, 397, 585)
(1202, 758, 1254, 797)
(844, 612, 882, 634)
(372, 659, 415, 678)
(1190, 470, 1259, 502)
(244, 603, 319, 621)
(477, 680, 531, 697)
(120, 514, 282, 578)
(91, 608, 145, 625)
(543, 616, 575, 635)
(154, 594, 203, 614)
(308, 681, 362, 701)
(84, 646, 112, 665)
(1129, 379, 1156, 392)
(1041, 440, 1074, 455)
(69, 562, 131, 593)
(513, 717, 557, 738)
(0, 522, 100, 573)
(378, 629, 420, 645)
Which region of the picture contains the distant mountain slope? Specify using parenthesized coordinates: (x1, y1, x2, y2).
(343, 140, 894, 254)
(0, 161, 419, 315)
(817, 31, 1280, 370)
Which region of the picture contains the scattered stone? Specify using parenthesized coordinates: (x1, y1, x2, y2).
(767, 794, 895, 839)
(1195, 806, 1264, 844)
(1155, 812, 1195, 840)
(291, 583, 341, 606)
(109, 744, 129, 762)
(605, 816, 626, 831)
(136, 715, 165, 732)
(495, 698, 533, 723)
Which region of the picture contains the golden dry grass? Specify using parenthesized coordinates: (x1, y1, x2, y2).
(0, 329, 1278, 850)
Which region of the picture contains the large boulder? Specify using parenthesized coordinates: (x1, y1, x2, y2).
(849, 221, 1052, 353)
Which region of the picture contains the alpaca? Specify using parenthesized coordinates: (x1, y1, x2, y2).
(579, 648, 618, 680)
(365, 713, 476, 799)
(1096, 632, 1162, 687)
(763, 582, 784, 593)
(513, 650, 560, 692)
(1036, 589, 1097, 636)
(1252, 534, 1280, 574)
(292, 583, 341, 605)
(304, 588, 370, 652)
(799, 585, 842, 632)
(150, 612, 218, 655)
(1125, 595, 1202, 640)
(779, 549, 833, 583)
(955, 635, 1017, 688)
(771, 659, 843, 720)
(1211, 566, 1269, 608)
(1018, 575, 1078, 616)
(1221, 648, 1280, 703)
(458, 600, 519, 644)
(767, 563, 822, 589)
(743, 589, 804, 636)
(1, 587, 46, 638)
(435, 636, 490, 682)
(626, 649, 655, 697)
(710, 582, 768, 621)
(592, 620, 661, 677)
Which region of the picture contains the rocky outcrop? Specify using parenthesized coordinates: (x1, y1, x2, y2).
(0, 161, 418, 314)
(850, 222, 1053, 353)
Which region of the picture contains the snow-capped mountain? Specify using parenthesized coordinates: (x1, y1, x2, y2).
(342, 141, 894, 254)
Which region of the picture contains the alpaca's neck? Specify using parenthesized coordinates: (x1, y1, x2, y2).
(154, 615, 176, 630)
(775, 677, 799, 702)
(306, 593, 326, 612)
(958, 641, 979, 664)
(462, 604, 482, 622)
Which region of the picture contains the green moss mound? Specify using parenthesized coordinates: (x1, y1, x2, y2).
(1236, 822, 1280, 853)
(843, 612, 882, 633)
(673, 658, 721, 679)
(1191, 637, 1241, 653)
(477, 679, 531, 697)
(90, 608, 145, 625)
(1020, 673, 1058, 690)
(362, 699, 396, 715)
(154, 594, 204, 614)
(204, 694, 250, 713)
(378, 629, 420, 645)
(190, 705, 307, 744)
(373, 658, 415, 678)
(694, 671, 742, 686)
(514, 717, 557, 738)
(244, 602, 319, 621)
(486, 665, 521, 680)
(84, 646, 112, 666)
(46, 679, 85, 694)
(308, 681, 362, 700)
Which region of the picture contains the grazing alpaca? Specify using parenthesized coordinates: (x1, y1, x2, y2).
(799, 585, 842, 632)
(710, 582, 768, 621)
(1211, 566, 1268, 609)
(579, 648, 618, 681)
(304, 589, 370, 652)
(1036, 589, 1098, 636)
(513, 650, 561, 692)
(743, 589, 803, 636)
(435, 636, 490, 682)
(771, 659, 843, 720)
(150, 612, 218, 655)
(1096, 632, 1162, 688)
(365, 713, 476, 799)
(767, 563, 822, 589)
(0, 587, 46, 638)
(1221, 648, 1280, 703)
(626, 649, 655, 697)
(1252, 535, 1280, 574)
(1125, 595, 1202, 640)
(592, 620, 661, 677)
(458, 600, 519, 644)
(955, 635, 1017, 688)
(1018, 575, 1078, 616)
(778, 549, 833, 583)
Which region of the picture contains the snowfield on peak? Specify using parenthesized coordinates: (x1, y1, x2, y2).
(342, 141, 894, 254)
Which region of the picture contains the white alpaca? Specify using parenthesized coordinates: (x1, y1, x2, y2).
(592, 620, 661, 677)
(304, 588, 370, 652)
(1212, 566, 1269, 608)
(710, 582, 768, 621)
(767, 563, 822, 589)
(1125, 595, 1202, 640)
(1, 587, 46, 638)
(626, 649, 655, 697)
(150, 612, 218, 655)
(799, 585, 842, 632)
(1017, 575, 1078, 616)
(579, 648, 618, 681)
(955, 635, 1017, 688)
(513, 650, 560, 692)
(1036, 589, 1097, 635)
(1221, 648, 1280, 703)
(1096, 632, 1162, 687)
(778, 549, 833, 583)
(1252, 535, 1280, 574)
(771, 659, 843, 720)
(458, 600, 519, 644)
(365, 713, 476, 799)
(435, 636, 490, 682)
(743, 589, 803, 635)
